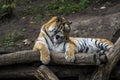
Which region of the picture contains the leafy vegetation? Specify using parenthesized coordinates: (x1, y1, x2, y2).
(0, 0, 15, 12)
(0, 31, 24, 47)
(16, 0, 92, 24)
(45, 0, 90, 14)
(15, 0, 33, 5)
(21, 7, 40, 16)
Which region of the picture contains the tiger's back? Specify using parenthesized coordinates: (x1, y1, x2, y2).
(70, 37, 113, 54)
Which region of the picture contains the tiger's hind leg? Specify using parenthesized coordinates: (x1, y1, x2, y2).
(96, 38, 113, 53)
(96, 38, 113, 46)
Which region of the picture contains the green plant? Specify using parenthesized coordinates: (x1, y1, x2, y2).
(1, 40, 15, 47)
(22, 7, 41, 16)
(0, 31, 24, 47)
(45, 0, 90, 14)
(2, 2, 16, 10)
(0, 0, 16, 20)
(15, 0, 33, 5)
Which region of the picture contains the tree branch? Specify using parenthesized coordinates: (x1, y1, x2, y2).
(0, 64, 120, 79)
(0, 50, 102, 66)
(34, 65, 59, 80)
(90, 37, 120, 80)
(104, 37, 120, 79)
(0, 38, 120, 80)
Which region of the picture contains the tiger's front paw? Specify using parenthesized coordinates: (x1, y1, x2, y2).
(40, 55, 50, 64)
(65, 52, 75, 62)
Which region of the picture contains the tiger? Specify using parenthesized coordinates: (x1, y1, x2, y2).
(33, 16, 113, 64)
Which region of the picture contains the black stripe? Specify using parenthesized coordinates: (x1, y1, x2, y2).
(58, 25, 62, 31)
(83, 40, 88, 52)
(44, 30, 54, 45)
(100, 43, 104, 50)
(56, 24, 60, 32)
(50, 27, 56, 32)
(85, 47, 89, 53)
(55, 24, 62, 33)
(44, 37, 51, 50)
(105, 44, 109, 50)
(103, 50, 106, 54)
(98, 42, 101, 48)
(63, 42, 66, 52)
(82, 40, 86, 51)
(54, 27, 58, 32)
(95, 40, 98, 48)
(78, 41, 83, 52)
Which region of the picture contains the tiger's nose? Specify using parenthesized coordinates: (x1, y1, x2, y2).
(56, 35, 64, 40)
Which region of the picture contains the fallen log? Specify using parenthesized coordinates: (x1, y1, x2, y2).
(0, 50, 102, 66)
(0, 64, 120, 79)
(34, 65, 59, 80)
(0, 37, 120, 80)
(91, 37, 120, 80)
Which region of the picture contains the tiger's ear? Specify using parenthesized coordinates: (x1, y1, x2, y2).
(56, 16, 62, 23)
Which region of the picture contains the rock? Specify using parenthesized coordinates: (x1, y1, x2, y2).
(70, 12, 120, 43)
(22, 39, 31, 45)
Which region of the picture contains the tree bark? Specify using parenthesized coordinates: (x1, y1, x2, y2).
(0, 64, 96, 79)
(34, 65, 59, 80)
(0, 50, 101, 66)
(0, 64, 120, 79)
(0, 38, 120, 80)
(104, 37, 120, 79)
(90, 37, 120, 80)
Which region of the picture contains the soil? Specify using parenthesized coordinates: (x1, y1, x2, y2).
(0, 0, 120, 52)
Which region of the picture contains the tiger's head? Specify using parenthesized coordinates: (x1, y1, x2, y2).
(41, 16, 72, 45)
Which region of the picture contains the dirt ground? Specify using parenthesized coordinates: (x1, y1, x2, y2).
(0, 0, 120, 53)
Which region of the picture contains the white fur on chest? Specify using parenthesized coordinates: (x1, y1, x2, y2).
(49, 42, 65, 53)
(37, 37, 65, 53)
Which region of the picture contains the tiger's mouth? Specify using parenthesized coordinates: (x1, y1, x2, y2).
(51, 34, 65, 45)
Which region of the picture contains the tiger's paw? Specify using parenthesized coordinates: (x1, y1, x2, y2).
(40, 56, 50, 64)
(65, 54, 75, 62)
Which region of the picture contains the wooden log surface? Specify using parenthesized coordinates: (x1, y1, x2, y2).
(103, 37, 120, 80)
(90, 37, 120, 80)
(34, 65, 59, 80)
(0, 50, 101, 66)
(0, 64, 120, 79)
(0, 50, 40, 66)
(0, 38, 120, 80)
